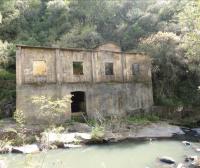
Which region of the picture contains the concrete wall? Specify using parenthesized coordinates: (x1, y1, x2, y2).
(16, 44, 152, 85)
(61, 50, 93, 83)
(94, 51, 123, 82)
(16, 43, 153, 124)
(125, 53, 152, 82)
(17, 83, 153, 124)
(19, 48, 57, 84)
(16, 85, 70, 124)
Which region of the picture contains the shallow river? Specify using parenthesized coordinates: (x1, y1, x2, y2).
(2, 140, 200, 168)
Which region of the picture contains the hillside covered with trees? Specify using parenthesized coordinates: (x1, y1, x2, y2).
(0, 0, 200, 118)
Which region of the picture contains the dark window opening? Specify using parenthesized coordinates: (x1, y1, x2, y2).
(105, 62, 114, 75)
(73, 62, 83, 75)
(71, 91, 86, 113)
(132, 63, 140, 75)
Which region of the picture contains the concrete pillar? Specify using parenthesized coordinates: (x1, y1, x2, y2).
(16, 46, 22, 86)
(92, 51, 97, 83)
(56, 49, 63, 84)
(121, 53, 125, 83)
(91, 51, 94, 83)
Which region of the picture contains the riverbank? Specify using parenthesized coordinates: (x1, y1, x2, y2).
(0, 118, 200, 168)
(0, 118, 199, 153)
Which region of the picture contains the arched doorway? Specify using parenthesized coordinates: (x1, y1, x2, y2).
(71, 91, 86, 114)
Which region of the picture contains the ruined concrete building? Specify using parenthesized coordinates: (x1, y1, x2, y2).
(16, 42, 153, 124)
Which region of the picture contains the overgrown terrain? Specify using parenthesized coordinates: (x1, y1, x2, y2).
(0, 0, 200, 118)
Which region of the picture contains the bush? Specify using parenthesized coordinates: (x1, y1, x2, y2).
(0, 69, 16, 118)
(0, 41, 15, 69)
(91, 124, 105, 141)
(0, 69, 15, 80)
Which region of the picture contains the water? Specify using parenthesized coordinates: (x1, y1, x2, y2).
(2, 140, 200, 168)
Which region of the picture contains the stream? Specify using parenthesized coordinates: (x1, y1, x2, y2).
(2, 140, 200, 168)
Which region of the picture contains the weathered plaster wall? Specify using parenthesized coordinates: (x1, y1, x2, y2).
(17, 83, 153, 124)
(20, 48, 57, 84)
(16, 85, 71, 124)
(61, 50, 93, 83)
(125, 53, 152, 82)
(16, 43, 153, 124)
(93, 51, 123, 82)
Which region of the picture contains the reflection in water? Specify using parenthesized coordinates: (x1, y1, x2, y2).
(3, 140, 200, 168)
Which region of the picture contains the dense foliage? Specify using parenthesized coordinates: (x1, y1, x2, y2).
(0, 0, 200, 115)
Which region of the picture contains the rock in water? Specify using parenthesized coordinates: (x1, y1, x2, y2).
(41, 132, 91, 146)
(184, 155, 200, 167)
(75, 133, 91, 140)
(192, 128, 200, 135)
(195, 148, 200, 152)
(64, 144, 82, 148)
(185, 155, 198, 162)
(159, 156, 176, 164)
(177, 163, 185, 168)
(12, 144, 40, 154)
(189, 156, 200, 167)
(182, 141, 191, 146)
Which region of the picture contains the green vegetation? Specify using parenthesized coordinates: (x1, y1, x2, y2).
(91, 124, 105, 141)
(13, 109, 27, 146)
(31, 95, 72, 126)
(14, 110, 25, 126)
(10, 95, 72, 147)
(125, 115, 160, 125)
(0, 69, 15, 80)
(0, 69, 15, 118)
(0, 0, 200, 117)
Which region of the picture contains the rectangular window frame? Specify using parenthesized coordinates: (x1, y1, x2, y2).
(32, 60, 47, 77)
(132, 63, 140, 75)
(73, 61, 84, 75)
(105, 62, 114, 75)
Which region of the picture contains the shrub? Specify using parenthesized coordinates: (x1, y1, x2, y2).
(91, 124, 105, 141)
(0, 41, 15, 69)
(14, 110, 25, 126)
(0, 69, 15, 80)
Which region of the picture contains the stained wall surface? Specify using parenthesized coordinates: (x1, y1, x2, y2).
(16, 43, 153, 124)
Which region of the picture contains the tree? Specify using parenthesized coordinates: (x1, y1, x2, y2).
(179, 0, 200, 73)
(139, 32, 186, 105)
(0, 40, 15, 69)
(0, 0, 200, 108)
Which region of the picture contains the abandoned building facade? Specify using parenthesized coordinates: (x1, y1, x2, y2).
(16, 42, 153, 124)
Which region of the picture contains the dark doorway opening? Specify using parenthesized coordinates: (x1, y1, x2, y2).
(71, 91, 86, 113)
